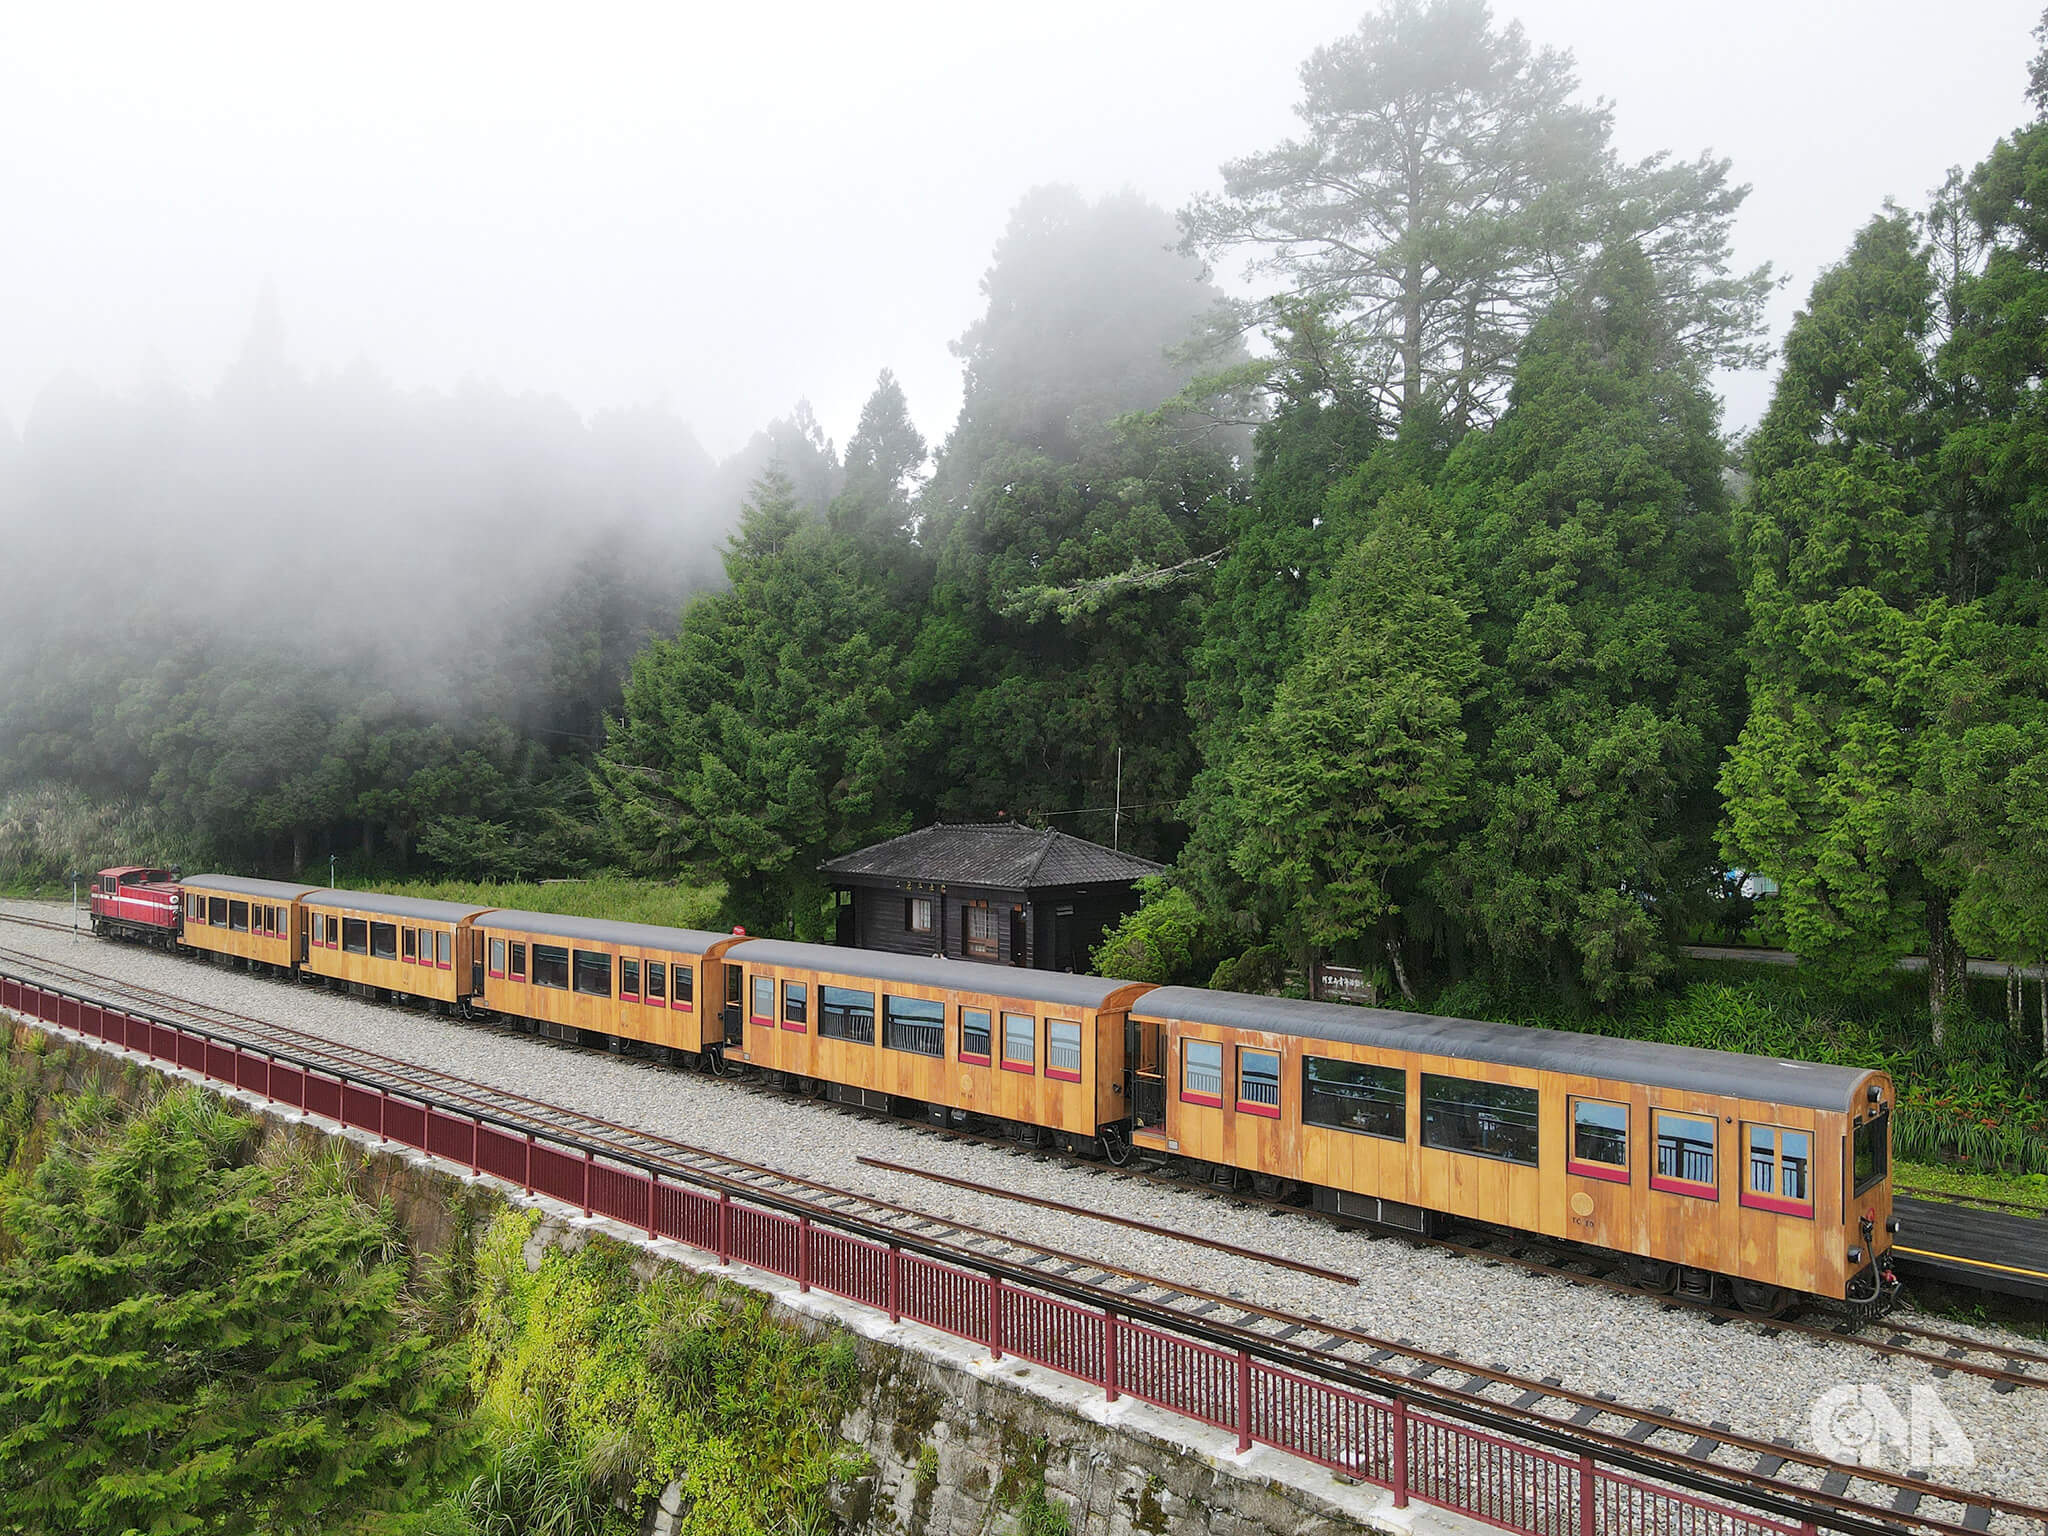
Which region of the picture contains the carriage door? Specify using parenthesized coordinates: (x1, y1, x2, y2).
(721, 963, 744, 1045)
(1130, 1018, 1165, 1131)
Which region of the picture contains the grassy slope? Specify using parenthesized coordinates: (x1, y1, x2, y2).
(359, 875, 725, 932)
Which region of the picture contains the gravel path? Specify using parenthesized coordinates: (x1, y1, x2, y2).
(4, 898, 2044, 1506)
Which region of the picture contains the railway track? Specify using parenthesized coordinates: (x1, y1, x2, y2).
(5, 929, 2048, 1533)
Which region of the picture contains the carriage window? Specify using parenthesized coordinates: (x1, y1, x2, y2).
(403, 928, 417, 962)
(1046, 1019, 1083, 1081)
(1853, 1112, 1888, 1194)
(621, 958, 641, 999)
(436, 931, 451, 968)
(1303, 1058, 1405, 1139)
(782, 980, 807, 1028)
(885, 995, 945, 1057)
(906, 897, 934, 934)
(1237, 1048, 1280, 1115)
(209, 896, 229, 926)
(188, 894, 202, 922)
(751, 975, 774, 1024)
(343, 918, 368, 954)
(1569, 1098, 1629, 1181)
(532, 944, 569, 989)
(673, 963, 694, 1008)
(960, 1008, 991, 1062)
(820, 986, 875, 1044)
(1002, 1012, 1035, 1071)
(368, 922, 396, 959)
(490, 939, 506, 977)
(1743, 1124, 1813, 1215)
(646, 960, 666, 1001)
(229, 900, 249, 932)
(510, 942, 527, 980)
(1182, 1039, 1223, 1105)
(965, 905, 999, 959)
(1653, 1111, 1717, 1195)
(1421, 1074, 1538, 1166)
(573, 950, 611, 996)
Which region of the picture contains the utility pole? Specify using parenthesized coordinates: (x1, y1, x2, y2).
(330, 852, 337, 889)
(69, 871, 80, 938)
(1113, 748, 1122, 852)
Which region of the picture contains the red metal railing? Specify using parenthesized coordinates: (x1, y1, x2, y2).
(3, 973, 1818, 1536)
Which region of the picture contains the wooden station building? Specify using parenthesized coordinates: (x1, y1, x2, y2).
(823, 823, 1164, 972)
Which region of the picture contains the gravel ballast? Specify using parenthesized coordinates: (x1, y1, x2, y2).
(3, 899, 2044, 1507)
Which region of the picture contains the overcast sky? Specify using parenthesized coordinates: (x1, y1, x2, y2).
(1, 0, 2035, 463)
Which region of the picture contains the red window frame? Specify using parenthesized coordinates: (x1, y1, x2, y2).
(488, 938, 506, 979)
(436, 930, 452, 970)
(1181, 1039, 1223, 1108)
(402, 928, 417, 964)
(781, 979, 808, 1032)
(750, 974, 775, 1027)
(1567, 1096, 1631, 1184)
(1045, 1019, 1083, 1083)
(671, 963, 695, 1012)
(1650, 1111, 1719, 1199)
(1739, 1123, 1815, 1218)
(1235, 1047, 1281, 1118)
(646, 960, 666, 1004)
(959, 1007, 992, 1066)
(1000, 1011, 1035, 1074)
(620, 956, 641, 1001)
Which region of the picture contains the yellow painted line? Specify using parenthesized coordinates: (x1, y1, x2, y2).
(1893, 1244, 2048, 1280)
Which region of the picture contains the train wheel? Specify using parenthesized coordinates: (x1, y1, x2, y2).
(1629, 1257, 1678, 1294)
(1731, 1278, 1789, 1318)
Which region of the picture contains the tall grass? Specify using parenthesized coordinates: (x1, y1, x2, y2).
(361, 875, 724, 932)
(0, 783, 203, 895)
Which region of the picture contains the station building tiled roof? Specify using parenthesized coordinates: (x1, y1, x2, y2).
(821, 823, 1165, 891)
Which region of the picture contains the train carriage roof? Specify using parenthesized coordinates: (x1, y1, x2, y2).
(726, 940, 1142, 1011)
(1133, 988, 1875, 1112)
(475, 909, 729, 955)
(301, 889, 492, 922)
(182, 874, 320, 900)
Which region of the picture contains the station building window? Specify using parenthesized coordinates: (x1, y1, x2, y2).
(782, 980, 807, 1029)
(1652, 1111, 1717, 1196)
(532, 944, 569, 990)
(1569, 1097, 1629, 1182)
(820, 985, 875, 1044)
(1182, 1039, 1223, 1106)
(884, 995, 945, 1056)
(1303, 1057, 1405, 1139)
(965, 906, 998, 959)
(1002, 1011, 1035, 1072)
(1420, 1074, 1538, 1165)
(573, 950, 611, 997)
(906, 897, 934, 935)
(1046, 1019, 1083, 1082)
(1236, 1048, 1280, 1116)
(1742, 1124, 1812, 1216)
(960, 1008, 991, 1063)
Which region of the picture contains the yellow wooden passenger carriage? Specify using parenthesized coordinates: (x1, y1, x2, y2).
(181, 874, 316, 975)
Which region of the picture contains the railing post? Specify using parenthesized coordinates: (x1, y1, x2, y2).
(582, 1147, 593, 1217)
(1102, 1309, 1119, 1402)
(378, 1087, 389, 1143)
(798, 1216, 811, 1292)
(524, 1132, 534, 1193)
(264, 1054, 274, 1102)
(1236, 1350, 1251, 1454)
(988, 1273, 1003, 1360)
(470, 1118, 480, 1176)
(717, 1190, 731, 1265)
(887, 1245, 900, 1323)
(1578, 1452, 1595, 1536)
(1391, 1397, 1409, 1509)
(644, 1176, 656, 1241)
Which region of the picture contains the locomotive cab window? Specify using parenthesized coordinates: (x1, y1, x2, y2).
(574, 950, 611, 997)
(1237, 1048, 1280, 1116)
(1303, 1057, 1405, 1139)
(960, 1008, 992, 1063)
(751, 975, 774, 1024)
(1046, 1019, 1083, 1082)
(1653, 1111, 1718, 1196)
(1853, 1111, 1889, 1195)
(621, 958, 641, 999)
(1421, 1074, 1538, 1165)
(532, 944, 569, 990)
(1182, 1039, 1223, 1106)
(1569, 1098, 1629, 1182)
(782, 980, 807, 1029)
(885, 995, 945, 1057)
(1743, 1124, 1813, 1216)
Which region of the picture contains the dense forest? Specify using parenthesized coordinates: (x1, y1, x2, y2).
(7, 2, 2048, 1055)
